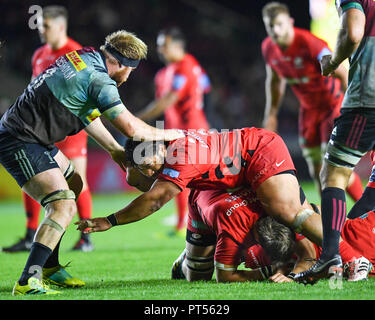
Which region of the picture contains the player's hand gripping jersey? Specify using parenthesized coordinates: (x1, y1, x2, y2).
(0, 47, 124, 147)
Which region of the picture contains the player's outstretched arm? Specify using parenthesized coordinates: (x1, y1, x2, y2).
(84, 117, 129, 171)
(137, 92, 179, 121)
(76, 179, 181, 233)
(106, 104, 184, 142)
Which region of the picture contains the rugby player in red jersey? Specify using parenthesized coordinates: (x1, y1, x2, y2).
(137, 27, 210, 236)
(3, 5, 93, 253)
(261, 2, 363, 202)
(170, 188, 372, 283)
(76, 128, 327, 260)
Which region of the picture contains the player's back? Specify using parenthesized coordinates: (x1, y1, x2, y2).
(340, 0, 375, 108)
(189, 188, 263, 247)
(159, 127, 262, 190)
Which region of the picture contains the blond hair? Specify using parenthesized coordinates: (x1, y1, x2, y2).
(100, 30, 147, 63)
(262, 2, 290, 19)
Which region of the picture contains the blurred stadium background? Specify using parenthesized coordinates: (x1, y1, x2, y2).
(0, 0, 370, 200)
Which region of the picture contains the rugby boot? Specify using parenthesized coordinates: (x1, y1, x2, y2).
(344, 256, 373, 282)
(12, 277, 60, 296)
(171, 249, 187, 280)
(43, 263, 85, 288)
(293, 254, 343, 285)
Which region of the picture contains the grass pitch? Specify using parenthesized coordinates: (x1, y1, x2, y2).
(0, 182, 374, 302)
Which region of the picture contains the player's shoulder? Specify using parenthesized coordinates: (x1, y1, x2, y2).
(32, 44, 49, 61)
(261, 36, 274, 57)
(66, 37, 83, 51)
(176, 53, 200, 72)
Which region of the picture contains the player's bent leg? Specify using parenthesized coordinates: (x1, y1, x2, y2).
(183, 242, 215, 282)
(54, 151, 83, 198)
(255, 173, 323, 245)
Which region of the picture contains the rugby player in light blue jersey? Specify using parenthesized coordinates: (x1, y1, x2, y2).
(0, 29, 184, 295)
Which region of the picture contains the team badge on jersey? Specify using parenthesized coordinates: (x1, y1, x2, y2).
(162, 168, 180, 178)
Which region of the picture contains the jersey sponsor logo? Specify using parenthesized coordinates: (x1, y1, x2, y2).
(86, 108, 101, 123)
(225, 199, 248, 216)
(294, 56, 304, 69)
(66, 51, 87, 72)
(56, 56, 76, 80)
(162, 168, 180, 178)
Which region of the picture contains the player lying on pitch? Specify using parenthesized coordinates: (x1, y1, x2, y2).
(78, 128, 326, 268)
(170, 188, 373, 284)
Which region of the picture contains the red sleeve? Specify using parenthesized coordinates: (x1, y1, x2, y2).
(261, 37, 272, 64)
(304, 31, 332, 61)
(245, 244, 271, 269)
(215, 232, 243, 266)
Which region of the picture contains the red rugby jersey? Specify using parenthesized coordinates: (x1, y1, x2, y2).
(158, 128, 254, 191)
(31, 37, 82, 77)
(262, 27, 343, 111)
(154, 53, 209, 130)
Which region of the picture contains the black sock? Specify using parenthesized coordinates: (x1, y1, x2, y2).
(19, 242, 52, 285)
(80, 232, 90, 242)
(43, 233, 64, 268)
(25, 228, 36, 242)
(347, 186, 375, 219)
(321, 187, 346, 260)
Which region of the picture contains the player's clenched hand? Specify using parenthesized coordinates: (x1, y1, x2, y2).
(75, 218, 112, 233)
(320, 55, 339, 77)
(268, 272, 293, 283)
(110, 148, 128, 172)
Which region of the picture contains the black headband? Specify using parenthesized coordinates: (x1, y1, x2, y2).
(104, 44, 140, 68)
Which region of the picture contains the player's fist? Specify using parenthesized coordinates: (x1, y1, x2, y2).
(320, 55, 339, 77)
(75, 217, 112, 233)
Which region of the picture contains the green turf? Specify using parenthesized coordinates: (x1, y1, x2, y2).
(0, 182, 374, 301)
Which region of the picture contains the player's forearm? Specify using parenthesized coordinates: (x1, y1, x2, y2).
(113, 193, 165, 225)
(216, 269, 263, 282)
(332, 64, 348, 92)
(264, 76, 285, 121)
(111, 108, 183, 141)
(138, 92, 178, 121)
(84, 118, 123, 153)
(331, 10, 365, 66)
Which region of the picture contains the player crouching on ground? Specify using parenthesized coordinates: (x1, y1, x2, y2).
(170, 188, 372, 284)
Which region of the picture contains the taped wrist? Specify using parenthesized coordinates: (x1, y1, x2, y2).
(259, 265, 274, 280)
(106, 213, 118, 226)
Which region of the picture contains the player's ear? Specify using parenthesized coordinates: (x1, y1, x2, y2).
(290, 17, 295, 27)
